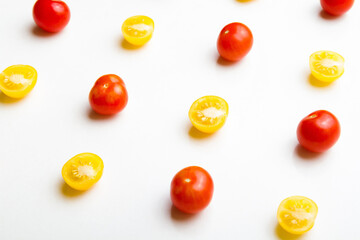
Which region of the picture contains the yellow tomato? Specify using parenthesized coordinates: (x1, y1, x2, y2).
(189, 96, 229, 133)
(309, 50, 344, 83)
(277, 196, 318, 235)
(0, 65, 37, 98)
(122, 15, 154, 46)
(62, 153, 104, 191)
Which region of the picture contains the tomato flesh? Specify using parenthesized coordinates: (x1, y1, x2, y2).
(0, 65, 37, 98)
(33, 0, 71, 33)
(89, 74, 128, 115)
(170, 166, 214, 214)
(309, 50, 344, 83)
(62, 153, 104, 191)
(320, 0, 354, 15)
(217, 22, 253, 62)
(122, 15, 154, 46)
(277, 196, 318, 235)
(297, 110, 340, 153)
(189, 96, 228, 133)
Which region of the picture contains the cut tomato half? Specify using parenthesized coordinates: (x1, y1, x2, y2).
(62, 153, 104, 191)
(309, 50, 344, 83)
(122, 15, 154, 46)
(189, 96, 229, 133)
(0, 65, 37, 98)
(277, 196, 318, 235)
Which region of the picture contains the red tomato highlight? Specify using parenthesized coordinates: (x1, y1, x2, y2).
(297, 110, 340, 153)
(89, 74, 128, 115)
(170, 166, 214, 214)
(217, 22, 253, 62)
(33, 0, 71, 33)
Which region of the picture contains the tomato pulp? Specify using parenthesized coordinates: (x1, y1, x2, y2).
(277, 196, 318, 235)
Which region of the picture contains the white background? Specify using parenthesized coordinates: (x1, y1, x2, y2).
(1, 0, 360, 239)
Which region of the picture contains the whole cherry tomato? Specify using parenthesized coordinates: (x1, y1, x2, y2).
(170, 166, 214, 214)
(297, 110, 340, 153)
(89, 74, 128, 115)
(320, 0, 354, 16)
(33, 0, 71, 33)
(217, 22, 253, 62)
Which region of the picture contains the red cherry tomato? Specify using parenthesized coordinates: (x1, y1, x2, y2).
(320, 0, 354, 16)
(297, 110, 340, 153)
(89, 74, 128, 115)
(170, 166, 214, 214)
(33, 0, 71, 33)
(217, 22, 253, 62)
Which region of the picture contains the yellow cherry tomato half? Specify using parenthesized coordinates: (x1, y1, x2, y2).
(122, 15, 154, 46)
(0, 65, 37, 98)
(309, 50, 344, 83)
(189, 96, 229, 133)
(62, 153, 104, 191)
(277, 196, 318, 235)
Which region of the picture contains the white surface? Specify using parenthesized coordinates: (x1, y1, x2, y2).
(1, 0, 360, 239)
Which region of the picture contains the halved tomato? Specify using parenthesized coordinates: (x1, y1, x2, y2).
(0, 65, 37, 98)
(189, 96, 228, 133)
(277, 196, 318, 235)
(121, 15, 154, 46)
(309, 50, 344, 83)
(62, 153, 104, 191)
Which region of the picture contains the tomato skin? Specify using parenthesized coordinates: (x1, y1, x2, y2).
(217, 22, 253, 62)
(89, 74, 128, 115)
(297, 110, 340, 153)
(33, 0, 70, 33)
(320, 0, 354, 16)
(170, 166, 214, 214)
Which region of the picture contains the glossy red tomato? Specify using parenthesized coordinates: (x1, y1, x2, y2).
(170, 166, 214, 214)
(217, 22, 253, 62)
(320, 0, 354, 15)
(297, 110, 340, 153)
(89, 74, 128, 115)
(33, 0, 70, 33)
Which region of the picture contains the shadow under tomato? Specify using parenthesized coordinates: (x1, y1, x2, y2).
(216, 56, 239, 67)
(318, 9, 342, 20)
(308, 74, 334, 88)
(294, 144, 323, 160)
(31, 25, 57, 37)
(120, 38, 143, 50)
(188, 126, 215, 140)
(87, 108, 118, 121)
(60, 181, 87, 198)
(170, 205, 198, 222)
(275, 224, 304, 240)
(0, 92, 22, 104)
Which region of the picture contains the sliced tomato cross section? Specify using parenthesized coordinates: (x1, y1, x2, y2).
(0, 65, 37, 98)
(189, 96, 229, 133)
(277, 196, 318, 235)
(122, 15, 154, 46)
(310, 50, 344, 83)
(62, 153, 104, 191)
